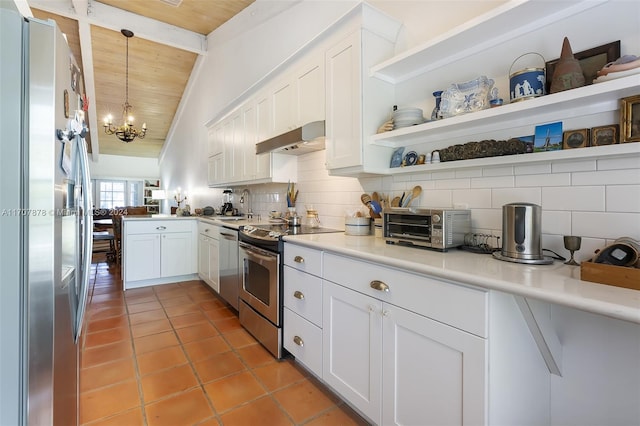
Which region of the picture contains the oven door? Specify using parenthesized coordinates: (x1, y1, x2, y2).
(238, 241, 280, 325)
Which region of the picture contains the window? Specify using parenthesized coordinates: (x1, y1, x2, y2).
(94, 179, 143, 209)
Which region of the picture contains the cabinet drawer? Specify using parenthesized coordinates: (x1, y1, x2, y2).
(198, 221, 219, 238)
(283, 266, 322, 327)
(283, 243, 322, 276)
(284, 308, 322, 378)
(125, 219, 194, 235)
(323, 253, 487, 338)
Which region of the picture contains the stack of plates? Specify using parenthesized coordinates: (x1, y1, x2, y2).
(393, 108, 425, 128)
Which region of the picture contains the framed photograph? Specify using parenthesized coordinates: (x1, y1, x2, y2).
(563, 129, 589, 149)
(518, 135, 534, 153)
(534, 122, 563, 152)
(546, 40, 620, 91)
(591, 124, 619, 146)
(621, 94, 640, 143)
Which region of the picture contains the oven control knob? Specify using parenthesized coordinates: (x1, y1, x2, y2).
(268, 231, 281, 238)
(432, 214, 441, 223)
(244, 226, 255, 233)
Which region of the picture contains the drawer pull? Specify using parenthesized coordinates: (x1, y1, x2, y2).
(156, 226, 167, 230)
(293, 290, 305, 300)
(294, 255, 305, 263)
(204, 228, 209, 232)
(370, 280, 389, 292)
(293, 335, 304, 347)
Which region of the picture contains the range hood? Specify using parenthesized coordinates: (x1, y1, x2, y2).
(256, 120, 325, 155)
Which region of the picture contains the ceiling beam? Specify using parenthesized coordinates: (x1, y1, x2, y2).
(26, 0, 207, 54)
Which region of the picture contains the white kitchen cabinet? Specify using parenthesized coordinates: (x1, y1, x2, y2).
(271, 76, 296, 136)
(223, 111, 243, 184)
(198, 221, 219, 292)
(324, 23, 399, 175)
(207, 153, 223, 186)
(283, 244, 324, 377)
(207, 122, 223, 157)
(123, 219, 197, 289)
(294, 56, 325, 126)
(382, 302, 486, 426)
(322, 252, 487, 425)
(323, 280, 383, 422)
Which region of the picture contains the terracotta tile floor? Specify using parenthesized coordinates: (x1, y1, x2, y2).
(81, 259, 370, 426)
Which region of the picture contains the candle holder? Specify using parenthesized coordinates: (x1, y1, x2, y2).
(174, 188, 187, 208)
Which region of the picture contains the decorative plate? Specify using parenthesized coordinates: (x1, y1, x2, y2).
(404, 151, 418, 166)
(390, 147, 405, 168)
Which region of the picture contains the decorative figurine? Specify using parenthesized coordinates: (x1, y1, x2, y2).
(550, 37, 585, 93)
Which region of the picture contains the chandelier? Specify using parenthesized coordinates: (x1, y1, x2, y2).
(103, 29, 147, 143)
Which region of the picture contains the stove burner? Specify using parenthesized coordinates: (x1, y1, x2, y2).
(241, 224, 342, 242)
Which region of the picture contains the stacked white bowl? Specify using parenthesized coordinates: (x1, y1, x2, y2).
(393, 107, 424, 128)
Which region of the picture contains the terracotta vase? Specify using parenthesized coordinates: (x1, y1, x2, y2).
(550, 37, 585, 93)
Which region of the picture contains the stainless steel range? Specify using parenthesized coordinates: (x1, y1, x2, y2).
(238, 224, 341, 358)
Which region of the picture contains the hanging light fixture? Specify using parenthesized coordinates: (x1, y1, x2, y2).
(103, 29, 147, 143)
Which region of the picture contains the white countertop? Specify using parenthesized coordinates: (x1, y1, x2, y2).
(122, 214, 197, 221)
(282, 233, 640, 325)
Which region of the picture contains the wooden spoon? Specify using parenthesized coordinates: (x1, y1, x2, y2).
(411, 185, 422, 200)
(360, 193, 372, 207)
(372, 192, 380, 203)
(391, 196, 401, 207)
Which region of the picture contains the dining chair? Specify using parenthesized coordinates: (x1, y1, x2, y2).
(112, 206, 149, 264)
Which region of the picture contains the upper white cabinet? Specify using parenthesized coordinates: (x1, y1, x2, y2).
(295, 57, 325, 126)
(271, 76, 296, 136)
(324, 9, 401, 175)
(368, 0, 640, 174)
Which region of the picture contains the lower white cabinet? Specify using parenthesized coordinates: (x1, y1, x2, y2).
(198, 222, 219, 292)
(323, 280, 486, 425)
(123, 219, 197, 289)
(381, 302, 486, 426)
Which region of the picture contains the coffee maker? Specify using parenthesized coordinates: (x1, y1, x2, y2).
(221, 189, 233, 215)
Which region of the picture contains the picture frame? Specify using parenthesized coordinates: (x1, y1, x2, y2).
(545, 40, 620, 91)
(562, 129, 589, 149)
(620, 94, 640, 143)
(590, 124, 619, 146)
(533, 122, 563, 152)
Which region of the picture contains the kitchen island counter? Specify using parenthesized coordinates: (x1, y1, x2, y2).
(282, 233, 640, 324)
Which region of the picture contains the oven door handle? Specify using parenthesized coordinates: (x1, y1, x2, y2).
(239, 241, 277, 261)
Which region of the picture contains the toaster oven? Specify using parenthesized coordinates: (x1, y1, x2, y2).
(384, 208, 471, 251)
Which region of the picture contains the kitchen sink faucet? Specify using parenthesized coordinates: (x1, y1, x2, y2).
(240, 188, 253, 218)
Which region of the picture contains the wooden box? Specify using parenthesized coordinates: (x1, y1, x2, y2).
(580, 261, 640, 291)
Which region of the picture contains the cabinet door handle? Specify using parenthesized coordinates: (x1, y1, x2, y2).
(294, 256, 305, 263)
(204, 228, 209, 232)
(293, 290, 305, 300)
(293, 335, 304, 347)
(156, 226, 167, 230)
(370, 280, 389, 292)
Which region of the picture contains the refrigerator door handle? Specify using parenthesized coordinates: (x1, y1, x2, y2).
(74, 135, 93, 342)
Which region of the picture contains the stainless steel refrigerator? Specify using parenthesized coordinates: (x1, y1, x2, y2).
(1, 5, 93, 426)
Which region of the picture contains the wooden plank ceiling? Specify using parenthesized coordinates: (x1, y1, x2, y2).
(31, 0, 254, 159)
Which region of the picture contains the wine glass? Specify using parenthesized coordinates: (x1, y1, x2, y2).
(563, 236, 582, 266)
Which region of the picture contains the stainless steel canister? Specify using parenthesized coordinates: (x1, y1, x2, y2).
(501, 202, 544, 261)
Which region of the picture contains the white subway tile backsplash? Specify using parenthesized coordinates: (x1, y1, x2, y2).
(471, 175, 515, 188)
(572, 169, 640, 186)
(452, 189, 491, 208)
(431, 170, 457, 180)
(607, 185, 640, 212)
(572, 212, 640, 240)
(434, 178, 470, 189)
(419, 189, 452, 208)
(597, 156, 640, 171)
(491, 187, 541, 208)
(515, 163, 551, 175)
(470, 208, 502, 231)
(552, 160, 596, 173)
(455, 168, 483, 178)
(515, 173, 571, 187)
(542, 186, 605, 211)
(541, 211, 571, 235)
(482, 165, 514, 177)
